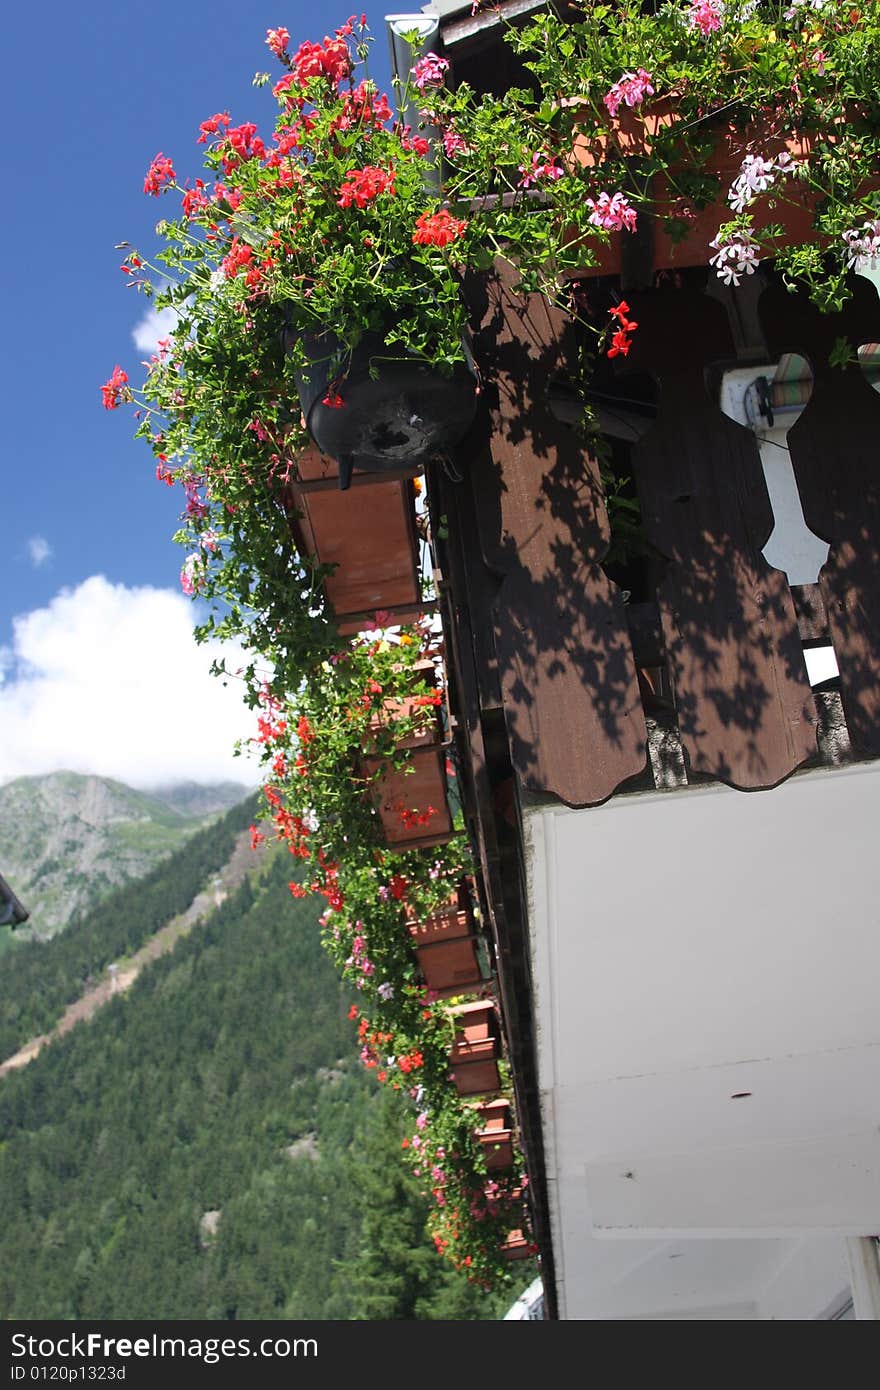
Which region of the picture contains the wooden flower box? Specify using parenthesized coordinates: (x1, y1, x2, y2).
(361, 659, 455, 849)
(408, 893, 483, 997)
(475, 1098, 514, 1171)
(284, 449, 423, 635)
(448, 999, 501, 1095)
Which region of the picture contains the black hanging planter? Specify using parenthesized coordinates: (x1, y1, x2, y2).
(285, 321, 478, 490)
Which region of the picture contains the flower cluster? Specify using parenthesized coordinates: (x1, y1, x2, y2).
(265, 26, 290, 58)
(143, 153, 175, 196)
(289, 34, 352, 89)
(179, 552, 207, 596)
(688, 0, 725, 36)
(412, 208, 468, 247)
(100, 365, 130, 411)
(603, 68, 654, 117)
(784, 0, 828, 21)
(727, 151, 798, 216)
(337, 163, 397, 208)
(410, 52, 449, 92)
(842, 219, 880, 273)
(606, 301, 639, 358)
(517, 151, 565, 188)
(709, 227, 762, 285)
(586, 190, 638, 234)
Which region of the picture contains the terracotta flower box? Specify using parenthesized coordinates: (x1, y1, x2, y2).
(479, 1130, 514, 1172)
(284, 448, 423, 635)
(485, 1178, 533, 1260)
(361, 660, 455, 849)
(414, 931, 482, 995)
(476, 1097, 511, 1133)
(407, 887, 484, 999)
(499, 1229, 534, 1262)
(448, 999, 501, 1096)
(567, 101, 869, 277)
(475, 1097, 514, 1171)
(450, 997, 496, 1044)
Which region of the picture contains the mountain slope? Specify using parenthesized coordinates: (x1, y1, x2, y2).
(0, 845, 505, 1320)
(0, 792, 259, 1061)
(0, 771, 251, 939)
(147, 781, 254, 818)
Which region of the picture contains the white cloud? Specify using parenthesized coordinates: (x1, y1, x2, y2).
(27, 536, 52, 568)
(0, 576, 262, 789)
(132, 302, 179, 355)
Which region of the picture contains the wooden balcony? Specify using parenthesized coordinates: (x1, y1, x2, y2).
(427, 261, 880, 1318)
(433, 263, 880, 809)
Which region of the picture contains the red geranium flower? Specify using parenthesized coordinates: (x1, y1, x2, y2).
(412, 209, 468, 248)
(100, 366, 129, 410)
(337, 165, 397, 209)
(143, 153, 175, 196)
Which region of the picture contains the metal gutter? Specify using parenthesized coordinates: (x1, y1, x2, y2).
(435, 0, 546, 49)
(385, 13, 442, 192)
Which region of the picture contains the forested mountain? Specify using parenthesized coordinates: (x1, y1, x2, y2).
(0, 771, 251, 942)
(0, 794, 258, 1061)
(0, 844, 506, 1320)
(147, 781, 254, 817)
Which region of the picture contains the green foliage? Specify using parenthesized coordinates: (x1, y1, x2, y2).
(251, 633, 530, 1286)
(0, 847, 502, 1320)
(0, 794, 258, 1061)
(108, 5, 880, 707)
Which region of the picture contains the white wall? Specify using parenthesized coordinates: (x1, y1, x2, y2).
(524, 762, 880, 1317)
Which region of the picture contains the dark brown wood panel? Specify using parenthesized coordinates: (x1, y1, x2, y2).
(430, 436, 559, 1321)
(464, 261, 646, 807)
(760, 279, 880, 757)
(628, 287, 817, 788)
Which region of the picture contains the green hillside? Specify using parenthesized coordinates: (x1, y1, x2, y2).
(0, 846, 505, 1320)
(0, 793, 258, 1061)
(0, 771, 251, 941)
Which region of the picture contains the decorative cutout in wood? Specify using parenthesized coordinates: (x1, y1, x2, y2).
(465, 261, 646, 807)
(628, 287, 817, 788)
(760, 278, 880, 758)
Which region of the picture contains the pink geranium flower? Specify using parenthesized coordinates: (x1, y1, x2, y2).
(586, 190, 638, 233)
(603, 68, 654, 117)
(688, 0, 724, 35)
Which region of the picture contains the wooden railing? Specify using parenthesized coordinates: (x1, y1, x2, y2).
(431, 262, 880, 807)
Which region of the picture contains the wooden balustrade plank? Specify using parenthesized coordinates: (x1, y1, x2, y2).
(627, 287, 817, 788)
(465, 261, 646, 807)
(790, 584, 828, 644)
(760, 279, 880, 757)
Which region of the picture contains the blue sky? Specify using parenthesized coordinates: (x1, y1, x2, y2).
(0, 2, 397, 786)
